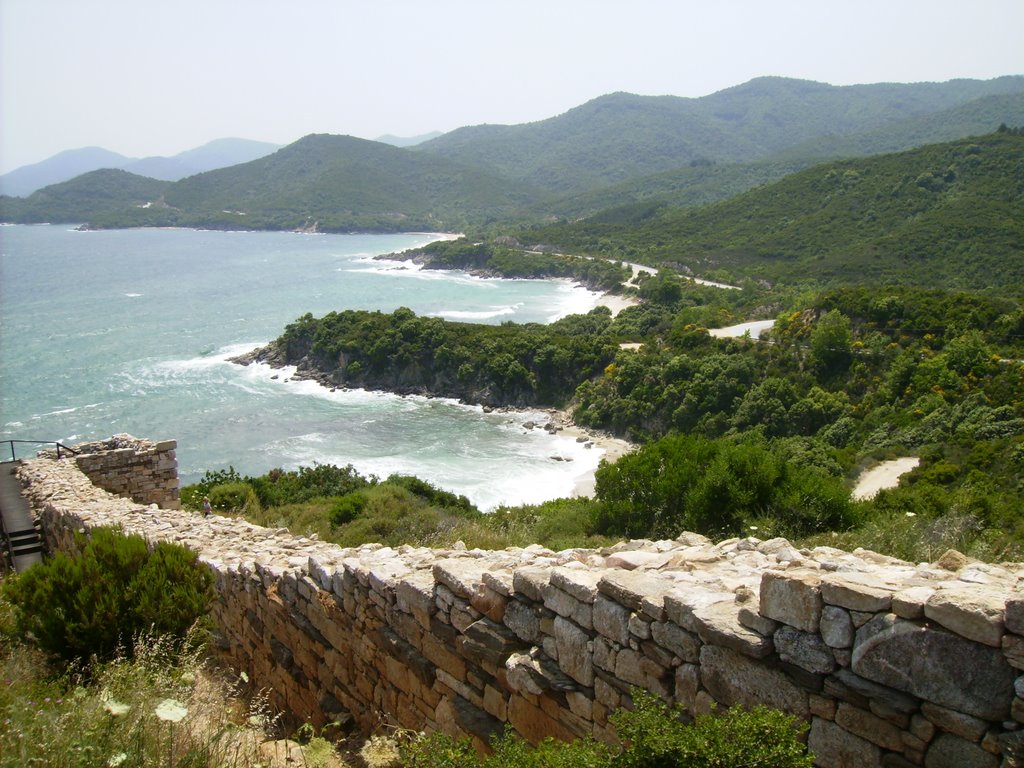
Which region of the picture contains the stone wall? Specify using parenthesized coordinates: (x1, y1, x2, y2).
(63, 434, 180, 510)
(15, 453, 1024, 768)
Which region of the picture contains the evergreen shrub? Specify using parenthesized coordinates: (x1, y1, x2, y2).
(2, 526, 214, 663)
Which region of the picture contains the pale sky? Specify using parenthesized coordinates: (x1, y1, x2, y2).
(2, 0, 1022, 174)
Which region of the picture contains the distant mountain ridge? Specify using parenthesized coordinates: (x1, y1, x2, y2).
(3, 75, 1022, 233)
(0, 138, 281, 197)
(415, 75, 1024, 195)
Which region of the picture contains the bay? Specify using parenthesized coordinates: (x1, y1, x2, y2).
(0, 225, 608, 509)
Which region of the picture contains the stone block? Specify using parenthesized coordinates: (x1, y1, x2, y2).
(674, 663, 700, 712)
(550, 567, 601, 604)
(807, 716, 881, 767)
(650, 620, 700, 664)
(664, 587, 732, 633)
(737, 605, 779, 637)
(821, 572, 894, 613)
(508, 695, 575, 745)
(892, 586, 935, 620)
(699, 644, 808, 717)
(598, 571, 672, 617)
(462, 618, 525, 667)
(1007, 597, 1024, 636)
(593, 595, 631, 646)
(693, 602, 774, 658)
(504, 599, 545, 644)
(923, 733, 999, 768)
(543, 584, 593, 630)
(432, 560, 489, 599)
(614, 647, 671, 698)
(834, 702, 904, 751)
(809, 693, 836, 720)
(759, 569, 822, 633)
(628, 613, 651, 640)
(1004, 633, 1024, 670)
(513, 568, 552, 602)
(920, 701, 987, 742)
(925, 587, 1007, 647)
(775, 626, 837, 674)
(554, 616, 594, 687)
(852, 613, 1015, 720)
(821, 605, 854, 648)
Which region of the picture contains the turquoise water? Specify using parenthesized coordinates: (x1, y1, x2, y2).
(0, 225, 607, 509)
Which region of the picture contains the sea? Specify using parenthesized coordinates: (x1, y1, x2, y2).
(0, 225, 611, 510)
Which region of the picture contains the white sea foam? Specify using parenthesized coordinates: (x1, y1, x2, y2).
(124, 293, 143, 298)
(430, 304, 521, 320)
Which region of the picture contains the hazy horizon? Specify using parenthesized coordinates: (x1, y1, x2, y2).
(2, 0, 1022, 175)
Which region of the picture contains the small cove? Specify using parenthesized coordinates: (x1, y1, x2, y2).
(0, 225, 612, 509)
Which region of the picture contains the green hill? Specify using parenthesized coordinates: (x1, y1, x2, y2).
(417, 76, 1024, 196)
(0, 169, 170, 224)
(527, 132, 1024, 293)
(5, 134, 546, 232)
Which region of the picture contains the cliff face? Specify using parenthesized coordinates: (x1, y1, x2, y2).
(16, 443, 1024, 767)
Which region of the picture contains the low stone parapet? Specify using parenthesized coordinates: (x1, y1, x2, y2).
(14, 452, 1024, 768)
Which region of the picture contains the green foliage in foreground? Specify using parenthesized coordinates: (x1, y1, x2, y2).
(0, 578, 293, 768)
(2, 527, 214, 664)
(402, 691, 812, 768)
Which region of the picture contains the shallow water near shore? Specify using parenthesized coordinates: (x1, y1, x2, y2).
(0, 225, 609, 509)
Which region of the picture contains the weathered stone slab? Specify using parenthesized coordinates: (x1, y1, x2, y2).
(650, 620, 700, 663)
(664, 587, 732, 633)
(920, 702, 987, 742)
(834, 702, 903, 751)
(924, 588, 1006, 647)
(1004, 633, 1024, 670)
(852, 613, 1015, 720)
(760, 569, 822, 633)
(699, 645, 807, 717)
(598, 571, 673, 618)
(737, 605, 779, 637)
(821, 572, 893, 613)
(807, 716, 881, 767)
(923, 732, 999, 768)
(543, 583, 593, 630)
(774, 626, 836, 674)
(821, 605, 854, 649)
(433, 559, 488, 599)
(554, 616, 594, 687)
(512, 567, 552, 602)
(462, 618, 525, 666)
(550, 567, 601, 604)
(503, 599, 545, 643)
(891, 586, 934, 620)
(593, 595, 630, 646)
(692, 602, 773, 658)
(1006, 597, 1024, 635)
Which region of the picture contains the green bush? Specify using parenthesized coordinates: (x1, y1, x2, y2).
(209, 481, 261, 516)
(611, 691, 813, 768)
(399, 692, 811, 767)
(2, 527, 214, 664)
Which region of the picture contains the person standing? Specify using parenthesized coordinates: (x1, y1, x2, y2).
(202, 496, 212, 517)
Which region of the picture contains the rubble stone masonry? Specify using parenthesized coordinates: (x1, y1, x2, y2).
(12, 444, 1024, 768)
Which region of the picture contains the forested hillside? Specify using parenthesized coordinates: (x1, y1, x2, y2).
(529, 132, 1024, 291)
(0, 169, 170, 224)
(417, 76, 1024, 195)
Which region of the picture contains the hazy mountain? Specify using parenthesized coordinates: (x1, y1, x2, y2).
(0, 147, 132, 197)
(123, 138, 282, 181)
(374, 131, 445, 148)
(40, 134, 545, 232)
(0, 169, 170, 223)
(416, 76, 1024, 195)
(0, 138, 281, 197)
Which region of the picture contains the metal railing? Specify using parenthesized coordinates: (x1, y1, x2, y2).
(0, 439, 79, 463)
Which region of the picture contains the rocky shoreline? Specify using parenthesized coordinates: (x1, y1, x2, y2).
(229, 345, 634, 498)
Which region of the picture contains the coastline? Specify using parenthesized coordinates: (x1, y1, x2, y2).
(532, 407, 636, 499)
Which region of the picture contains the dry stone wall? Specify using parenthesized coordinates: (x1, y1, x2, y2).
(14, 449, 1024, 768)
(49, 434, 180, 509)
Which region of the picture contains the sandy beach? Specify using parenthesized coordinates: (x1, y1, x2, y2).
(851, 457, 920, 501)
(533, 408, 635, 498)
(595, 292, 639, 316)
